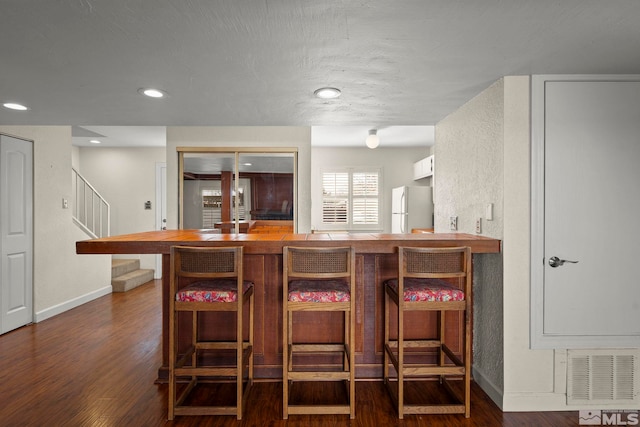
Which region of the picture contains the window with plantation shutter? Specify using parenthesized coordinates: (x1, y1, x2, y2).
(352, 172, 379, 225)
(322, 172, 349, 224)
(321, 168, 381, 230)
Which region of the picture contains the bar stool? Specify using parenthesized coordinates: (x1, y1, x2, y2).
(384, 246, 471, 418)
(282, 246, 356, 419)
(168, 245, 254, 420)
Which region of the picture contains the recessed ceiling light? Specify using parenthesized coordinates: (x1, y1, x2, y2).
(3, 102, 29, 111)
(138, 88, 167, 98)
(314, 87, 341, 99)
(89, 140, 101, 144)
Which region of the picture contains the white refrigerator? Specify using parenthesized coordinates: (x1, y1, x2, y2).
(391, 186, 433, 233)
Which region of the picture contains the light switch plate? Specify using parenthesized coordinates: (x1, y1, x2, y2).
(486, 203, 493, 221)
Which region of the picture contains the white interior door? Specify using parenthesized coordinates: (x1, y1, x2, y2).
(155, 162, 166, 279)
(531, 76, 640, 348)
(1, 135, 33, 334)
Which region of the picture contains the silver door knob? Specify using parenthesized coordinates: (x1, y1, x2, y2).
(548, 256, 579, 268)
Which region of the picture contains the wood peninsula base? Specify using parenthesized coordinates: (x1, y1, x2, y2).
(77, 230, 500, 382)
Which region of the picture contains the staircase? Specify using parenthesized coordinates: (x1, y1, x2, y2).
(72, 167, 110, 239)
(111, 259, 154, 292)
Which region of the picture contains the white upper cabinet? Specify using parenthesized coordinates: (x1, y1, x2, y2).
(413, 155, 434, 180)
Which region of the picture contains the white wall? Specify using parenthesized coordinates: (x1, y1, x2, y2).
(311, 146, 432, 233)
(501, 77, 561, 410)
(166, 126, 312, 231)
(77, 147, 167, 270)
(0, 126, 111, 321)
(435, 76, 580, 411)
(71, 145, 80, 169)
(435, 79, 506, 406)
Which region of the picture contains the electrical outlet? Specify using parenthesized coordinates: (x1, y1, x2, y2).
(476, 218, 482, 234)
(449, 216, 457, 231)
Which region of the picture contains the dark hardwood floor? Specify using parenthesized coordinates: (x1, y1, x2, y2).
(0, 280, 579, 426)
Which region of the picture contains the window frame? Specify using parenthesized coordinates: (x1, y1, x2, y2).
(320, 167, 383, 231)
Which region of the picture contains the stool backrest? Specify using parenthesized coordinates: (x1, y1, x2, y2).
(284, 246, 354, 280)
(399, 246, 471, 291)
(171, 246, 242, 280)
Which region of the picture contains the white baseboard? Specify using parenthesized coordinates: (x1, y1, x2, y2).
(502, 391, 639, 412)
(473, 366, 504, 410)
(502, 391, 573, 411)
(34, 285, 112, 323)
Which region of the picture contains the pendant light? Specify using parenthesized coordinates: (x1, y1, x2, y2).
(365, 129, 379, 149)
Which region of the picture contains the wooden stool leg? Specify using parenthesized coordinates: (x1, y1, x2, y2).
(249, 292, 255, 384)
(383, 290, 389, 385)
(349, 304, 355, 419)
(168, 306, 176, 420)
(398, 300, 404, 419)
(237, 299, 243, 420)
(282, 308, 290, 419)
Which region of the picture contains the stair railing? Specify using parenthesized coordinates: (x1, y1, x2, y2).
(72, 168, 110, 238)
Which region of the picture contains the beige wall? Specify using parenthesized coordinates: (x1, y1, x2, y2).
(77, 147, 167, 270)
(0, 126, 111, 321)
(166, 126, 312, 232)
(434, 79, 506, 406)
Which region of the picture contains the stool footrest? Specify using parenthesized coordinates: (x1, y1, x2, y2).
(403, 365, 465, 376)
(174, 406, 239, 417)
(387, 339, 442, 348)
(196, 341, 249, 350)
(403, 404, 467, 415)
(175, 366, 238, 376)
(291, 343, 346, 352)
(287, 371, 351, 381)
(286, 405, 352, 415)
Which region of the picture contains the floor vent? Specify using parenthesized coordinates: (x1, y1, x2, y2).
(567, 349, 638, 405)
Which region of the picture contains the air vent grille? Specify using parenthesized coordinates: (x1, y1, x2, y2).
(567, 350, 638, 405)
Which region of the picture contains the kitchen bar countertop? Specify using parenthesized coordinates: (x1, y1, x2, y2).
(77, 230, 500, 381)
(76, 229, 500, 255)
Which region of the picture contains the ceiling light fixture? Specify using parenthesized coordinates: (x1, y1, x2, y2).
(89, 139, 101, 144)
(138, 88, 167, 98)
(365, 129, 379, 149)
(314, 87, 341, 99)
(3, 102, 28, 111)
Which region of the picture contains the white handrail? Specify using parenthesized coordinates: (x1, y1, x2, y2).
(72, 168, 110, 238)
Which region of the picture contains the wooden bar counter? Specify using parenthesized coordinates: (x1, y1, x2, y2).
(77, 230, 500, 381)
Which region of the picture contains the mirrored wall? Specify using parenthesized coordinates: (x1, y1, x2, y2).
(178, 148, 297, 234)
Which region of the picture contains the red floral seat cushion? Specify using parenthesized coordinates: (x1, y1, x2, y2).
(385, 278, 465, 302)
(176, 279, 253, 303)
(288, 279, 351, 303)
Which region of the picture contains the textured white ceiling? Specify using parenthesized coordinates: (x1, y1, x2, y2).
(2, 1, 640, 146)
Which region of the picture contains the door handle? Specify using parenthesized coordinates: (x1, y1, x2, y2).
(548, 256, 579, 268)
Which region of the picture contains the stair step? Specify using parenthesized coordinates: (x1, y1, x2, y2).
(112, 269, 155, 293)
(111, 259, 140, 277)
